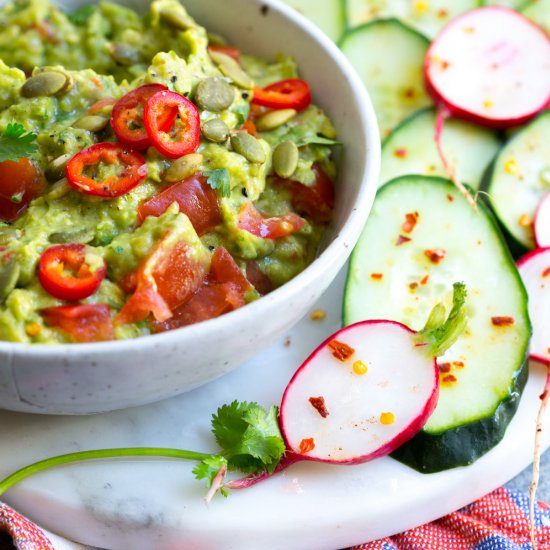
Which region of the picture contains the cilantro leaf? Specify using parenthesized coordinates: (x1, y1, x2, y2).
(0, 123, 38, 163)
(67, 5, 96, 25)
(281, 125, 340, 147)
(233, 103, 250, 126)
(193, 455, 229, 497)
(204, 168, 231, 198)
(211, 401, 286, 474)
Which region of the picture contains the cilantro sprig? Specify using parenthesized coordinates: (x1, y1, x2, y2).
(0, 123, 38, 163)
(204, 168, 232, 198)
(0, 400, 286, 503)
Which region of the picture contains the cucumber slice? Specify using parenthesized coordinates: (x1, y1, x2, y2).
(380, 107, 501, 189)
(281, 0, 347, 42)
(487, 111, 550, 250)
(344, 176, 530, 472)
(483, 0, 527, 9)
(345, 0, 481, 39)
(339, 19, 431, 138)
(522, 0, 550, 34)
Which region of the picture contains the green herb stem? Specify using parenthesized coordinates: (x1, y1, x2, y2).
(0, 447, 212, 497)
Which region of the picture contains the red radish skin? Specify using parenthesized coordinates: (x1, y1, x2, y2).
(534, 194, 550, 249)
(279, 320, 439, 465)
(425, 7, 550, 129)
(517, 248, 550, 366)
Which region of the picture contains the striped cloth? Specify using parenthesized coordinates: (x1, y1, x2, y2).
(1, 488, 550, 550)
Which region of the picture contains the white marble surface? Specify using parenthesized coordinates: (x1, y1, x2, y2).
(0, 269, 548, 550)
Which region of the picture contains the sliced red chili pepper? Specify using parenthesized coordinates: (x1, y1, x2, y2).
(143, 90, 200, 159)
(208, 44, 241, 63)
(274, 164, 334, 224)
(115, 232, 208, 325)
(0, 158, 46, 222)
(38, 244, 106, 301)
(110, 84, 168, 149)
(252, 79, 311, 111)
(66, 142, 147, 198)
(238, 201, 305, 239)
(152, 247, 253, 332)
(137, 173, 221, 235)
(41, 304, 114, 343)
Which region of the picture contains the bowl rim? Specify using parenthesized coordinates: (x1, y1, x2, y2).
(1, 0, 380, 356)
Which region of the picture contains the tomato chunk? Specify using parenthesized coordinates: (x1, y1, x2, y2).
(0, 158, 46, 222)
(66, 142, 147, 198)
(238, 201, 305, 239)
(38, 244, 106, 301)
(246, 260, 273, 296)
(138, 174, 221, 235)
(278, 164, 334, 224)
(116, 233, 208, 325)
(110, 84, 168, 149)
(152, 247, 253, 332)
(41, 304, 115, 343)
(143, 90, 200, 159)
(252, 79, 311, 111)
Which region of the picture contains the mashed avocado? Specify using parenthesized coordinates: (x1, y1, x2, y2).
(0, 0, 338, 343)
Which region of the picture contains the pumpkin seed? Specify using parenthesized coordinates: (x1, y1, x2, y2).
(195, 77, 234, 112)
(273, 140, 299, 179)
(256, 109, 297, 132)
(209, 51, 253, 89)
(165, 153, 203, 183)
(45, 153, 72, 182)
(73, 115, 109, 133)
(0, 258, 20, 302)
(207, 32, 227, 46)
(50, 228, 95, 244)
(231, 132, 266, 164)
(202, 118, 229, 143)
(21, 70, 72, 98)
(160, 8, 194, 31)
(46, 178, 71, 200)
(320, 117, 337, 139)
(110, 42, 139, 66)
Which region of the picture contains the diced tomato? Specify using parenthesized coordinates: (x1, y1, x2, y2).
(241, 118, 258, 136)
(208, 44, 241, 63)
(66, 142, 148, 198)
(115, 233, 208, 325)
(143, 90, 200, 159)
(246, 260, 273, 295)
(137, 174, 221, 235)
(40, 304, 115, 343)
(110, 84, 168, 149)
(238, 201, 305, 239)
(38, 244, 106, 301)
(275, 164, 334, 224)
(152, 247, 253, 332)
(0, 158, 46, 222)
(252, 79, 311, 111)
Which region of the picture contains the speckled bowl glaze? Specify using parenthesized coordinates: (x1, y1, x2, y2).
(0, 0, 380, 414)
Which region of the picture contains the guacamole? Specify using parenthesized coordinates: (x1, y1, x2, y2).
(0, 0, 338, 343)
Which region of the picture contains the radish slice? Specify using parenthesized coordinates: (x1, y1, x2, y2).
(535, 193, 550, 248)
(425, 7, 550, 128)
(517, 247, 550, 365)
(279, 320, 439, 464)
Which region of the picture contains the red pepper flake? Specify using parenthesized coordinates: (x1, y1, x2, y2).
(396, 235, 411, 246)
(299, 437, 315, 454)
(442, 374, 457, 384)
(328, 339, 355, 362)
(437, 8, 449, 18)
(438, 362, 452, 373)
(491, 316, 515, 327)
(420, 275, 430, 285)
(403, 87, 416, 99)
(542, 266, 550, 278)
(393, 148, 408, 158)
(409, 282, 419, 290)
(402, 212, 419, 234)
(370, 273, 383, 281)
(309, 396, 330, 418)
(447, 194, 454, 202)
(441, 60, 450, 70)
(424, 248, 446, 264)
(452, 361, 465, 368)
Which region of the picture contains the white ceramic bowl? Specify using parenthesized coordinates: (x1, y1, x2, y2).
(0, 0, 380, 414)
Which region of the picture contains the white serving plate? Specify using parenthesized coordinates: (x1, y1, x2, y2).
(1, 267, 548, 550)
